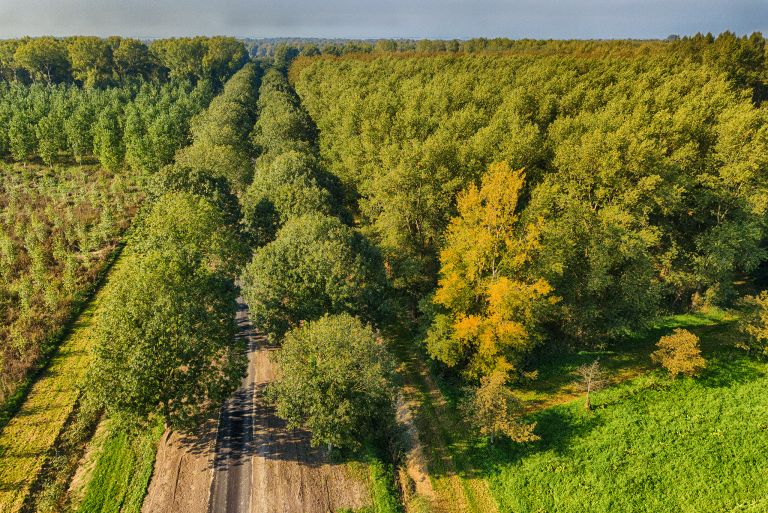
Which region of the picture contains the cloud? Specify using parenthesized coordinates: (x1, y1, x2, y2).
(0, 0, 764, 39)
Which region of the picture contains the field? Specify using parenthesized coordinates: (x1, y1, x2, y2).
(394, 311, 768, 513)
(0, 254, 123, 512)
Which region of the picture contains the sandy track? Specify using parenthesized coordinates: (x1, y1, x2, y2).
(206, 297, 371, 513)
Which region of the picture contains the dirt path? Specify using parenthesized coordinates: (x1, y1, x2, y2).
(207, 297, 371, 513)
(394, 339, 499, 513)
(141, 421, 218, 513)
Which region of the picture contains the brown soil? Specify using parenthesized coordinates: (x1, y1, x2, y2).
(141, 420, 217, 513)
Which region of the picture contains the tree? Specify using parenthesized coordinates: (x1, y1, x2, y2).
(426, 162, 556, 380)
(35, 112, 65, 166)
(67, 36, 113, 88)
(242, 150, 333, 245)
(90, 248, 245, 430)
(651, 328, 706, 378)
(93, 105, 124, 171)
(461, 370, 538, 444)
(241, 214, 386, 340)
(149, 165, 243, 231)
(8, 110, 36, 162)
(14, 37, 70, 83)
(203, 36, 248, 85)
(150, 37, 207, 82)
(738, 291, 768, 358)
(112, 38, 152, 82)
(575, 359, 607, 411)
(268, 313, 395, 450)
(131, 192, 248, 278)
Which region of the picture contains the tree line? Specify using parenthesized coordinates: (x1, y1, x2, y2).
(0, 36, 248, 88)
(88, 64, 258, 428)
(294, 50, 768, 392)
(0, 80, 212, 172)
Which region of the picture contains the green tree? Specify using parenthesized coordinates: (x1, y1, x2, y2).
(268, 313, 395, 450)
(131, 192, 248, 278)
(203, 36, 248, 85)
(14, 37, 70, 83)
(67, 36, 113, 88)
(242, 214, 386, 340)
(8, 109, 36, 162)
(90, 249, 245, 430)
(93, 106, 124, 171)
(112, 38, 152, 82)
(242, 150, 333, 245)
(35, 112, 65, 166)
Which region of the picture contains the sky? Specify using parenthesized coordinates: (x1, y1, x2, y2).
(0, 0, 766, 40)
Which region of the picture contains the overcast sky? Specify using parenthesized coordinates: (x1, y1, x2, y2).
(0, 0, 766, 40)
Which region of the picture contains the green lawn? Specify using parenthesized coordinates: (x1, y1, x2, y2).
(437, 313, 768, 513)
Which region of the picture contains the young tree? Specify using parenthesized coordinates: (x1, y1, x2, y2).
(8, 110, 36, 162)
(738, 291, 768, 358)
(93, 106, 124, 171)
(461, 370, 538, 444)
(268, 313, 395, 451)
(242, 214, 386, 340)
(90, 248, 245, 430)
(576, 359, 607, 411)
(652, 329, 706, 378)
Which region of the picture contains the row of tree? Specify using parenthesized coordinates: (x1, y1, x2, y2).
(295, 50, 768, 383)
(239, 68, 395, 450)
(0, 80, 212, 171)
(89, 64, 261, 428)
(0, 36, 248, 87)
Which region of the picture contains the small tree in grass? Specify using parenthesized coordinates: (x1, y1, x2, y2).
(739, 291, 768, 358)
(652, 328, 706, 378)
(576, 359, 607, 411)
(462, 370, 539, 443)
(268, 313, 395, 451)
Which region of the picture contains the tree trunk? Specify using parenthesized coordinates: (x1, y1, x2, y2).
(584, 392, 591, 411)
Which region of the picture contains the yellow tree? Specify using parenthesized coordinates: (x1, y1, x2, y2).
(652, 329, 706, 378)
(427, 162, 557, 380)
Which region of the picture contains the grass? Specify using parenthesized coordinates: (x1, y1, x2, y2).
(478, 352, 768, 512)
(0, 301, 100, 513)
(0, 254, 124, 513)
(426, 309, 768, 513)
(74, 418, 165, 513)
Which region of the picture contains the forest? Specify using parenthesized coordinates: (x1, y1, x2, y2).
(0, 31, 767, 513)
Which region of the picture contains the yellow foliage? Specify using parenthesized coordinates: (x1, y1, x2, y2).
(431, 162, 557, 380)
(651, 328, 706, 378)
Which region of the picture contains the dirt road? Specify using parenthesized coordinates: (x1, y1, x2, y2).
(207, 298, 371, 513)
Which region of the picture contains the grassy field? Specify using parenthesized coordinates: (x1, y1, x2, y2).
(0, 254, 124, 513)
(0, 302, 99, 512)
(421, 310, 768, 513)
(72, 418, 165, 513)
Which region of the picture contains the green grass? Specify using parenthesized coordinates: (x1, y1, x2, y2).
(429, 310, 768, 513)
(75, 418, 165, 513)
(475, 352, 768, 512)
